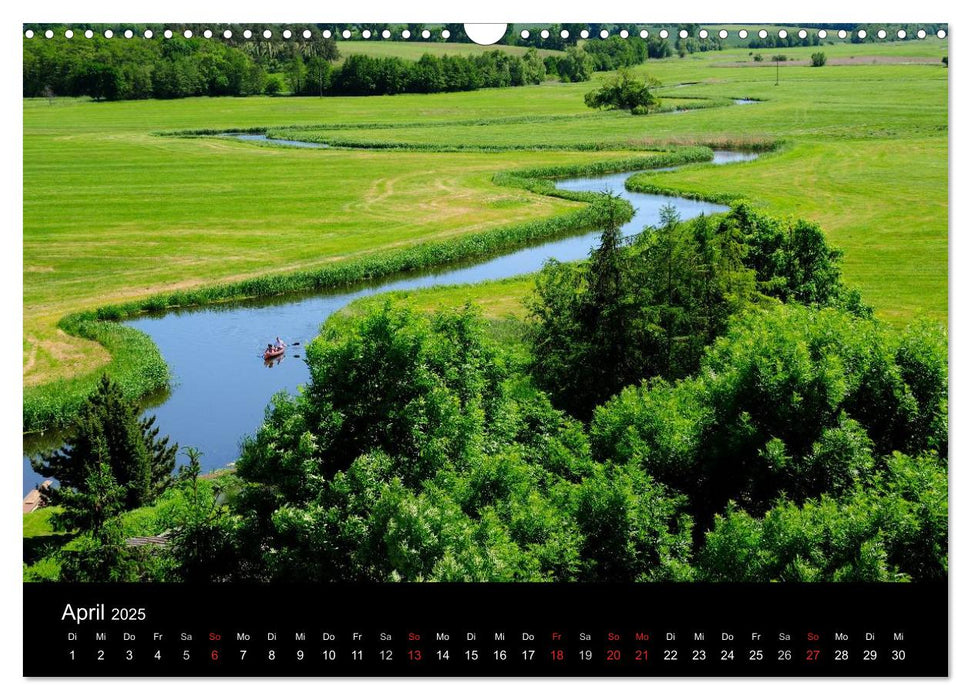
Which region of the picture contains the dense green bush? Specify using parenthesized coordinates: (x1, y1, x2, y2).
(811, 52, 827, 67)
(582, 36, 649, 70)
(584, 70, 662, 113)
(525, 200, 862, 421)
(574, 461, 694, 581)
(591, 305, 948, 519)
(556, 46, 595, 83)
(217, 295, 946, 584)
(697, 451, 947, 582)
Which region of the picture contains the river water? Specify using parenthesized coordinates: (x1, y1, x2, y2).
(22, 149, 757, 495)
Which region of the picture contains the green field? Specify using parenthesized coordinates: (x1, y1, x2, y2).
(338, 40, 563, 61)
(23, 38, 948, 415)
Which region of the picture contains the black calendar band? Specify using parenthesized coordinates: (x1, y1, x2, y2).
(24, 582, 947, 677)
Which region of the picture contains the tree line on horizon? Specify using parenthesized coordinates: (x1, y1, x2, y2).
(23, 31, 700, 101)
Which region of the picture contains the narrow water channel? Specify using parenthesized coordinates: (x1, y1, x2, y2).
(22, 149, 757, 495)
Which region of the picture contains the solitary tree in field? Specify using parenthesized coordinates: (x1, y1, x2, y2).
(811, 52, 827, 67)
(32, 375, 178, 515)
(584, 69, 662, 114)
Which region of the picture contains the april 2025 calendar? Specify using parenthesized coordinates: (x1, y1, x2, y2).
(22, 19, 949, 678)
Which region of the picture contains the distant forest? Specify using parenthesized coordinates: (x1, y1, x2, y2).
(23, 21, 942, 102)
(22, 24, 716, 102)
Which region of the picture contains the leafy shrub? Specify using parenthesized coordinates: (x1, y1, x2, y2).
(574, 462, 694, 581)
(697, 451, 947, 582)
(811, 52, 827, 67)
(556, 46, 595, 83)
(583, 36, 650, 70)
(584, 69, 662, 113)
(264, 75, 284, 95)
(591, 305, 948, 518)
(712, 203, 864, 310)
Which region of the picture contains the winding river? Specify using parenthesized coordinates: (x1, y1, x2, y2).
(22, 148, 757, 495)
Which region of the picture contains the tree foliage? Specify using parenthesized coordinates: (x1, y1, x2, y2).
(527, 201, 756, 419)
(591, 305, 948, 520)
(32, 374, 178, 521)
(24, 35, 272, 99)
(697, 452, 947, 582)
(582, 37, 650, 70)
(584, 69, 662, 113)
(27, 199, 945, 585)
(722, 203, 852, 307)
(228, 302, 693, 582)
(23, 35, 555, 100)
(555, 46, 595, 83)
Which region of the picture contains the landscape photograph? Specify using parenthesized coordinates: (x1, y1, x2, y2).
(22, 22, 948, 585)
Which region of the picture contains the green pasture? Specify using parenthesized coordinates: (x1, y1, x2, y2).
(24, 100, 629, 386)
(338, 40, 563, 61)
(337, 277, 535, 322)
(23, 38, 948, 419)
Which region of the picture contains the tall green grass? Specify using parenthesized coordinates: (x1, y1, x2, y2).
(23, 317, 168, 433)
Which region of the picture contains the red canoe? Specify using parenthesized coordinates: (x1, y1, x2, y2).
(263, 347, 285, 361)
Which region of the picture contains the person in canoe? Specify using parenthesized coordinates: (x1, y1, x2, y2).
(275, 336, 287, 349)
(264, 341, 286, 361)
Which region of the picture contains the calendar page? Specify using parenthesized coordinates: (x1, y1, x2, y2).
(21, 14, 949, 679)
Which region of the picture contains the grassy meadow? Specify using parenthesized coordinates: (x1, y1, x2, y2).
(337, 39, 564, 61)
(23, 37, 948, 431)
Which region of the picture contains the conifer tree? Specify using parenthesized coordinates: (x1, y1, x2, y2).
(32, 374, 177, 513)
